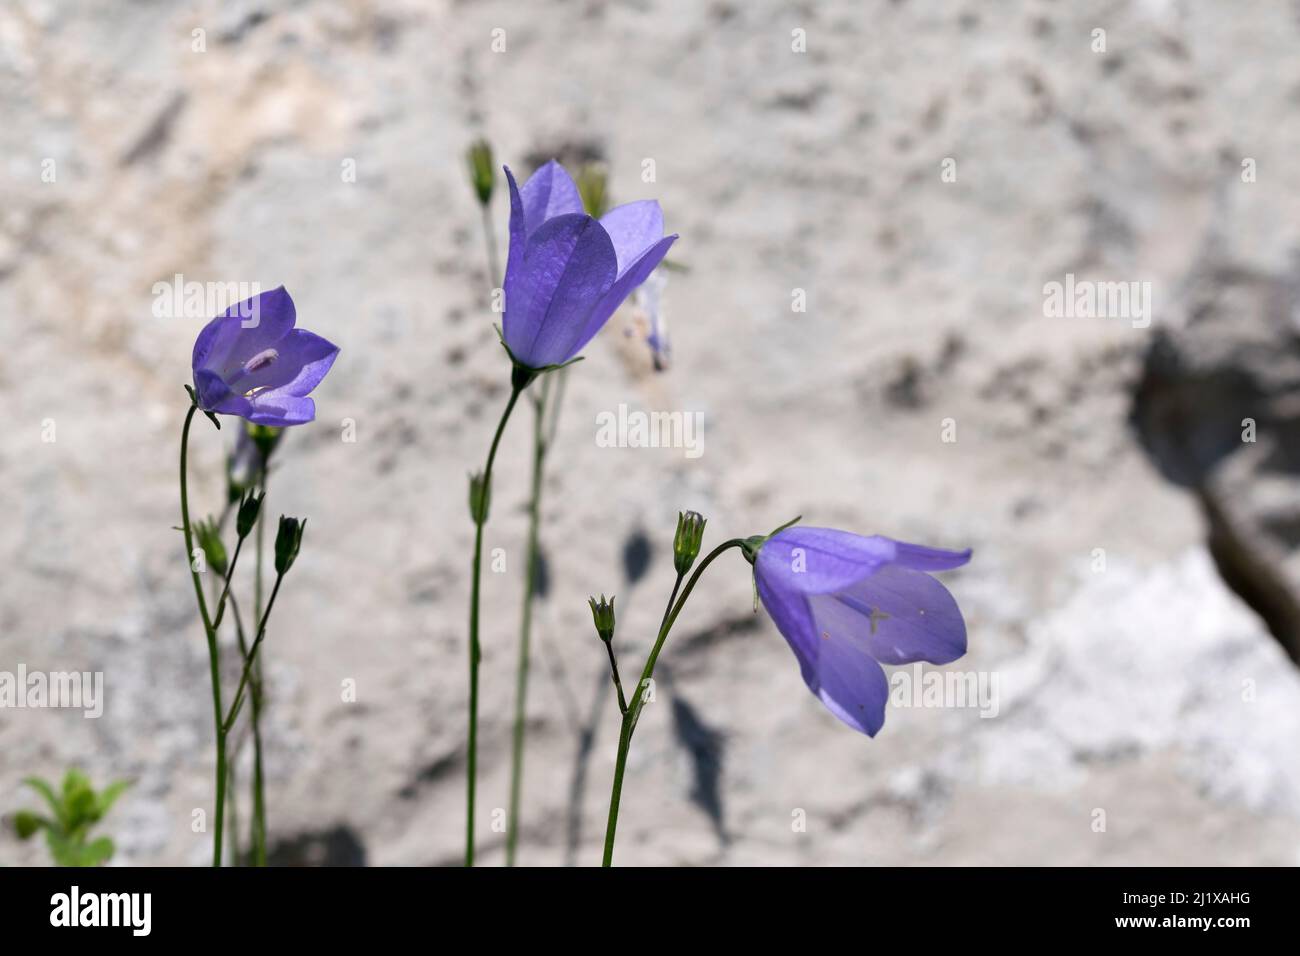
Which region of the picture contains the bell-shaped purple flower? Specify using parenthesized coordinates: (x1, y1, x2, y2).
(191, 287, 339, 427)
(501, 161, 677, 370)
(753, 527, 972, 737)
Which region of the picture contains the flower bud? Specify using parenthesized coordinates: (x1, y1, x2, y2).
(226, 427, 263, 503)
(576, 163, 610, 219)
(248, 424, 283, 465)
(468, 472, 491, 524)
(673, 511, 706, 576)
(588, 594, 616, 643)
(467, 139, 495, 206)
(195, 518, 228, 576)
(236, 491, 265, 540)
(274, 515, 306, 575)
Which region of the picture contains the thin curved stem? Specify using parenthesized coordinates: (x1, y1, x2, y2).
(225, 589, 268, 866)
(603, 640, 628, 715)
(659, 574, 684, 634)
(505, 376, 553, 867)
(180, 404, 226, 868)
(466, 382, 525, 867)
(210, 534, 244, 631)
(601, 539, 747, 867)
(250, 471, 269, 867)
(223, 574, 282, 733)
(225, 738, 241, 866)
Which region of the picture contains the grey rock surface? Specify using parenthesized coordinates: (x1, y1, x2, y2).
(1, 0, 1299, 865)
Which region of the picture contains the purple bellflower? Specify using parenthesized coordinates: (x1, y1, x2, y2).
(752, 527, 972, 737)
(192, 286, 339, 427)
(629, 269, 671, 371)
(226, 426, 262, 500)
(501, 161, 677, 372)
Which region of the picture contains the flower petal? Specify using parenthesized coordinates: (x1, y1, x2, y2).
(191, 314, 245, 375)
(758, 561, 890, 736)
(889, 539, 973, 572)
(245, 392, 316, 427)
(756, 567, 819, 670)
(809, 565, 967, 666)
(504, 166, 528, 294)
(756, 527, 896, 595)
(193, 368, 253, 417)
(564, 233, 676, 361)
(192, 286, 297, 374)
(503, 212, 617, 368)
(230, 329, 340, 397)
(808, 630, 890, 737)
(599, 200, 664, 275)
(518, 160, 583, 237)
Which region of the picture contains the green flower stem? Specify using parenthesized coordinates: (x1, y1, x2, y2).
(504, 375, 554, 867)
(210, 534, 245, 631)
(605, 570, 681, 721)
(466, 382, 525, 867)
(255, 487, 265, 621)
(250, 658, 267, 867)
(603, 639, 628, 715)
(223, 574, 283, 733)
(179, 403, 227, 868)
(226, 590, 267, 866)
(659, 575, 684, 633)
(226, 741, 241, 866)
(601, 538, 747, 867)
(251, 474, 269, 867)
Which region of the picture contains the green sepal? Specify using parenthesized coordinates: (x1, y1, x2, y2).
(274, 515, 306, 575)
(183, 384, 221, 430)
(740, 514, 802, 565)
(588, 594, 616, 643)
(493, 324, 584, 391)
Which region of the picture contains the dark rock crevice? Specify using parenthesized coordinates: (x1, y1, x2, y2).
(1131, 255, 1300, 667)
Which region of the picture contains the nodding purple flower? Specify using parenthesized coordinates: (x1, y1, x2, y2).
(752, 527, 972, 737)
(631, 270, 671, 371)
(501, 161, 677, 371)
(226, 426, 262, 499)
(192, 286, 339, 427)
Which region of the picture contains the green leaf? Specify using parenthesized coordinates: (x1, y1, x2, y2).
(79, 837, 115, 867)
(45, 831, 114, 867)
(22, 777, 66, 829)
(45, 829, 80, 867)
(62, 771, 96, 827)
(91, 780, 131, 822)
(61, 768, 91, 796)
(13, 811, 48, 840)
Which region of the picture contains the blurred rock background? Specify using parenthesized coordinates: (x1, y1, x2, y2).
(2, 0, 1299, 865)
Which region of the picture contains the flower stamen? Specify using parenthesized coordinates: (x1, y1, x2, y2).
(868, 607, 891, 635)
(242, 348, 279, 374)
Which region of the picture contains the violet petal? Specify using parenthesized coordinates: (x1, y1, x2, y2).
(225, 329, 340, 397)
(809, 564, 967, 666)
(889, 540, 973, 572)
(806, 630, 891, 737)
(518, 160, 583, 238)
(566, 233, 676, 360)
(193, 286, 296, 374)
(756, 526, 895, 595)
(503, 213, 617, 368)
(599, 200, 664, 275)
(245, 392, 316, 427)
